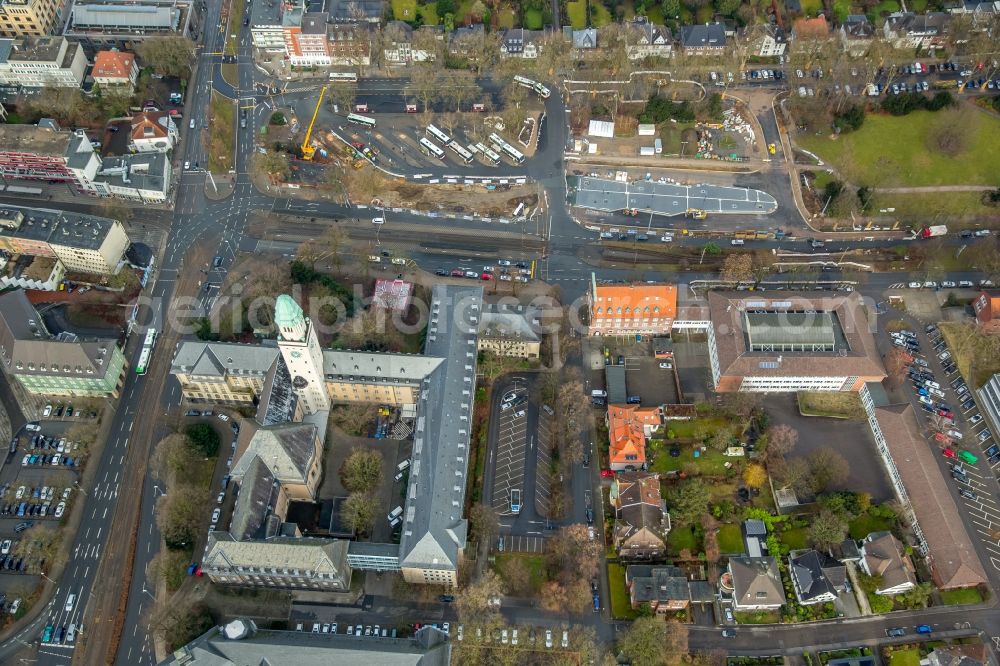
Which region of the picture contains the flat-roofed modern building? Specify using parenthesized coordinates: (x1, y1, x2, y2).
(0, 126, 100, 193)
(703, 291, 885, 392)
(0, 36, 87, 87)
(65, 0, 187, 45)
(0, 289, 126, 397)
(0, 205, 130, 275)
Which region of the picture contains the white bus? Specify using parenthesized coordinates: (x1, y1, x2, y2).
(419, 137, 445, 159)
(328, 72, 358, 82)
(489, 133, 525, 164)
(425, 124, 452, 145)
(513, 74, 551, 99)
(347, 113, 376, 127)
(476, 143, 501, 165)
(448, 142, 474, 164)
(135, 327, 157, 375)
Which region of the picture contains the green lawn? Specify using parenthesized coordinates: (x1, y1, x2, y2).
(734, 610, 781, 624)
(495, 553, 547, 594)
(608, 563, 639, 619)
(590, 0, 612, 26)
(863, 191, 998, 222)
(800, 0, 822, 13)
(940, 587, 984, 605)
(391, 0, 417, 20)
(664, 416, 732, 440)
(798, 109, 1000, 187)
(668, 525, 701, 554)
(644, 4, 665, 23)
(848, 514, 892, 540)
(873, 0, 900, 13)
(524, 7, 543, 28)
(418, 2, 438, 24)
(717, 524, 744, 554)
(649, 444, 735, 477)
(566, 0, 587, 28)
(497, 7, 516, 27)
(658, 122, 696, 156)
(890, 649, 921, 666)
(780, 527, 808, 550)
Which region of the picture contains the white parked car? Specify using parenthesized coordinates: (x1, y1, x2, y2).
(941, 281, 956, 288)
(54, 501, 66, 518)
(659, 362, 673, 369)
(907, 282, 921, 288)
(497, 259, 512, 266)
(42, 405, 52, 417)
(211, 508, 221, 523)
(545, 630, 553, 648)
(218, 413, 230, 422)
(946, 429, 963, 440)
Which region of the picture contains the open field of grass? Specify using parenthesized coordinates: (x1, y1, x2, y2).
(798, 391, 865, 420)
(780, 527, 808, 550)
(939, 322, 1000, 388)
(649, 443, 736, 477)
(590, 0, 612, 25)
(495, 553, 547, 595)
(418, 2, 439, 24)
(391, 0, 417, 20)
(940, 586, 984, 605)
(524, 7, 544, 28)
(566, 0, 587, 28)
(717, 523, 744, 554)
(608, 563, 639, 619)
(865, 192, 1000, 223)
(668, 525, 701, 554)
(798, 108, 1000, 187)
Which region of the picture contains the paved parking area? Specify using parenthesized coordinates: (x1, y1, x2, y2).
(766, 394, 894, 502)
(570, 176, 778, 217)
(502, 534, 545, 554)
(534, 412, 553, 517)
(491, 380, 530, 517)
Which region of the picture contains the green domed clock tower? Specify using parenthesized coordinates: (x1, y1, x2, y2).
(275, 294, 329, 414)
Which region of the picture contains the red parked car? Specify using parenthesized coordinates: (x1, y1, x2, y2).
(450, 269, 464, 277)
(933, 432, 951, 443)
(937, 409, 954, 419)
(480, 273, 493, 280)
(600, 469, 614, 478)
(942, 448, 956, 459)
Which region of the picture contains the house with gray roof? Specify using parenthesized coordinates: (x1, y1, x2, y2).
(679, 23, 726, 54)
(626, 565, 691, 612)
(0, 289, 126, 398)
(231, 421, 322, 501)
(789, 549, 847, 605)
(728, 556, 784, 610)
(499, 27, 544, 59)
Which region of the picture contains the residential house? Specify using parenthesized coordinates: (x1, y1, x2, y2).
(327, 20, 372, 67)
(922, 645, 988, 666)
(746, 23, 786, 57)
(973, 291, 1000, 333)
(587, 279, 677, 337)
(128, 112, 179, 153)
(610, 472, 670, 559)
(606, 404, 662, 471)
(92, 50, 139, 92)
(839, 15, 875, 56)
(382, 21, 438, 64)
(626, 565, 690, 612)
(859, 531, 917, 595)
(327, 0, 382, 23)
(0, 36, 87, 88)
(679, 23, 726, 55)
(564, 26, 597, 52)
(789, 549, 848, 605)
(626, 18, 672, 60)
(0, 289, 127, 397)
(499, 27, 543, 59)
(449, 23, 484, 58)
(743, 518, 768, 557)
(791, 16, 830, 41)
(728, 556, 785, 610)
(882, 12, 951, 50)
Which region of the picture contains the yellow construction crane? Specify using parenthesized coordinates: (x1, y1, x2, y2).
(300, 85, 328, 161)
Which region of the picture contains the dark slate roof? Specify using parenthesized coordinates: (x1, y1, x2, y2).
(680, 23, 726, 48)
(790, 550, 847, 601)
(627, 565, 690, 603)
(744, 518, 767, 536)
(230, 457, 279, 541)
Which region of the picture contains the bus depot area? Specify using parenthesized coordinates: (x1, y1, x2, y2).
(568, 175, 778, 218)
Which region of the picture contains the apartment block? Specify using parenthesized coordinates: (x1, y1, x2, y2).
(0, 0, 65, 37)
(0, 205, 130, 275)
(0, 126, 100, 193)
(587, 278, 677, 337)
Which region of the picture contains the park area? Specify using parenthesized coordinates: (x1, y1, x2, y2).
(797, 107, 1000, 188)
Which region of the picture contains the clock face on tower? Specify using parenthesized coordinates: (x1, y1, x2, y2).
(293, 376, 308, 389)
(290, 351, 303, 359)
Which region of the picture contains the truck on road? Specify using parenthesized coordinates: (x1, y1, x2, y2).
(921, 225, 948, 239)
